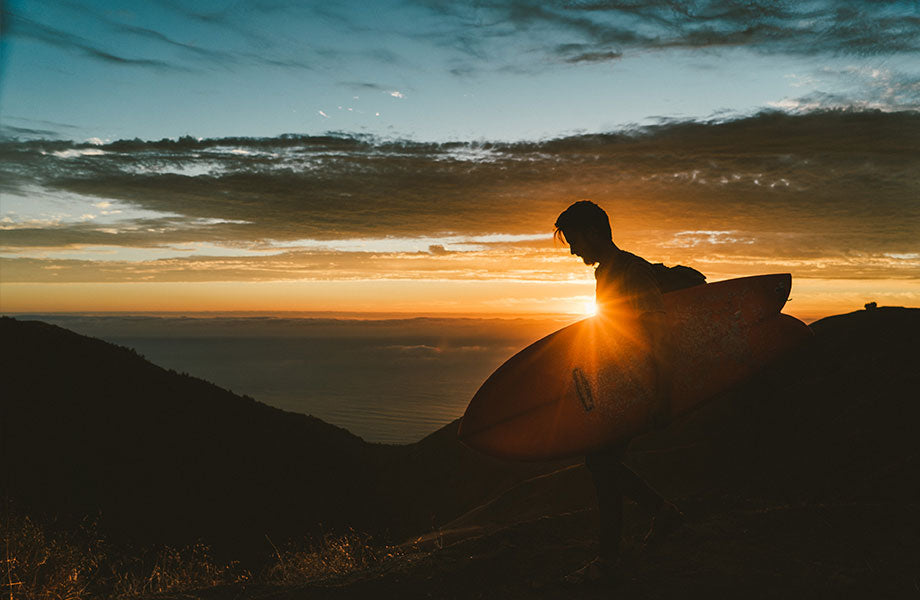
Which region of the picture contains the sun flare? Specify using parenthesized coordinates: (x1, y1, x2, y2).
(584, 301, 598, 317)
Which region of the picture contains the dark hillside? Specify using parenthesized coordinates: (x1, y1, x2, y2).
(0, 317, 381, 559)
(627, 306, 920, 505)
(380, 418, 575, 538)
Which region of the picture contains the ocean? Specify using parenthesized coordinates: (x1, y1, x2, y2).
(17, 314, 569, 444)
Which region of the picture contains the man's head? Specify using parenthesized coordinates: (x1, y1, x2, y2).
(554, 200, 614, 265)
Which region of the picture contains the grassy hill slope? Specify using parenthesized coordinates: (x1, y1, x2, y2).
(3, 307, 917, 597)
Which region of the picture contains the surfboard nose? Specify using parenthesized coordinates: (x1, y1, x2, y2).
(722, 273, 792, 320)
(742, 272, 792, 316)
(773, 273, 792, 305)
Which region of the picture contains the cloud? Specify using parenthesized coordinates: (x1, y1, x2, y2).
(153, 0, 274, 47)
(1, 110, 917, 283)
(54, 0, 240, 65)
(337, 82, 414, 101)
(771, 66, 920, 112)
(51, 148, 107, 158)
(3, 9, 189, 71)
(3, 237, 919, 283)
(338, 81, 392, 91)
(411, 0, 920, 72)
(14, 0, 917, 85)
(0, 116, 82, 140)
(0, 125, 61, 139)
(664, 231, 756, 248)
(561, 49, 623, 64)
(141, 0, 328, 71)
(5, 0, 319, 74)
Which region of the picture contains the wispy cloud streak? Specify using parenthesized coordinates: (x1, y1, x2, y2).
(412, 0, 920, 68)
(3, 9, 188, 71)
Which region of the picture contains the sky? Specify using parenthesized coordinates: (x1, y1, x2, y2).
(1, 0, 919, 319)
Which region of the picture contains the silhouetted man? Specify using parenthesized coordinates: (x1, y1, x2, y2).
(554, 200, 692, 582)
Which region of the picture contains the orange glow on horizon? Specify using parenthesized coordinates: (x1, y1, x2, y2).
(1, 277, 917, 324)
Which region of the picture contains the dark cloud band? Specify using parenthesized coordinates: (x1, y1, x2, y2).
(1, 110, 918, 282)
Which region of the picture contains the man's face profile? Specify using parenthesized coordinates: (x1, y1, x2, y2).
(564, 229, 599, 265)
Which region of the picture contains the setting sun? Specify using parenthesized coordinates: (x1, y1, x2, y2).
(584, 301, 598, 317)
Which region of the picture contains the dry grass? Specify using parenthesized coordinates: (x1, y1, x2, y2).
(2, 508, 248, 599)
(108, 543, 250, 598)
(2, 512, 103, 600)
(3, 508, 399, 598)
(264, 530, 402, 584)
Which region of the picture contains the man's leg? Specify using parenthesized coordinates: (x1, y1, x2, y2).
(564, 445, 625, 582)
(613, 461, 665, 515)
(584, 444, 627, 562)
(614, 461, 684, 544)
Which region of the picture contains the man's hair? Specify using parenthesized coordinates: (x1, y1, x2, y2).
(554, 200, 612, 245)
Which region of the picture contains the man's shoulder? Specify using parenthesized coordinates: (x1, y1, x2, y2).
(598, 249, 651, 271)
(596, 250, 658, 290)
(616, 251, 657, 279)
(621, 250, 654, 268)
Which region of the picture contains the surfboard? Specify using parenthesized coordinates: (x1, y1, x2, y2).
(458, 274, 812, 461)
